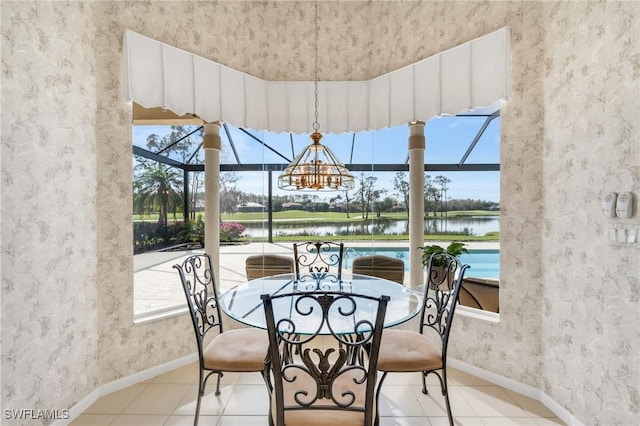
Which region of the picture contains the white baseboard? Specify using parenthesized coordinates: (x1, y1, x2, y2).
(55, 353, 198, 426)
(60, 353, 583, 426)
(448, 358, 585, 426)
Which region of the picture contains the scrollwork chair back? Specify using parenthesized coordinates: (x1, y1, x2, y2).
(262, 291, 389, 426)
(174, 253, 269, 426)
(293, 241, 344, 284)
(376, 252, 469, 426)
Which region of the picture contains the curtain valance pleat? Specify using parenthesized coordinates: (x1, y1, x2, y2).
(122, 27, 510, 134)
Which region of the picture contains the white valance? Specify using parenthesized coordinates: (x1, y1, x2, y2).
(122, 27, 510, 134)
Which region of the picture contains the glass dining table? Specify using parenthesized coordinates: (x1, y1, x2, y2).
(220, 273, 423, 335)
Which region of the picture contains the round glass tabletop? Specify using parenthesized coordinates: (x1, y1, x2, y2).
(220, 273, 423, 334)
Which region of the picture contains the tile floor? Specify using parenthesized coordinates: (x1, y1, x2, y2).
(71, 362, 564, 426)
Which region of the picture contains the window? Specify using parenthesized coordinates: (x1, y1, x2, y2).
(132, 107, 500, 319)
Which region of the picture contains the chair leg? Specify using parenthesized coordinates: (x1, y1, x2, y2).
(215, 372, 223, 396)
(194, 369, 205, 426)
(441, 369, 453, 426)
(194, 393, 202, 426)
(421, 371, 429, 394)
(266, 370, 276, 425)
(374, 372, 389, 426)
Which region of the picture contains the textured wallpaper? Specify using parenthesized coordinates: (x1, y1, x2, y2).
(541, 2, 639, 424)
(1, 1, 638, 425)
(1, 0, 100, 420)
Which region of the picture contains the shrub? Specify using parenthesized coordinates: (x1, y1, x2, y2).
(133, 221, 185, 254)
(181, 217, 204, 244)
(220, 221, 245, 242)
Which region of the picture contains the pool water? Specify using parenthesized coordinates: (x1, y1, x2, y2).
(343, 247, 499, 279)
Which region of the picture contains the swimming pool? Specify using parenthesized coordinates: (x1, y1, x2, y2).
(343, 247, 499, 279)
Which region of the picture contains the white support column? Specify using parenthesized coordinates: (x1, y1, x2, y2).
(408, 122, 425, 289)
(204, 123, 221, 281)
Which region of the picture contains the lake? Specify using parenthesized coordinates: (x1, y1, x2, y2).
(242, 216, 500, 238)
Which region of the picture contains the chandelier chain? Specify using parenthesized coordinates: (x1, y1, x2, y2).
(276, 0, 354, 191)
(313, 0, 320, 132)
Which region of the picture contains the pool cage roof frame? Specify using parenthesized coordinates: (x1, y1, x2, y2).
(133, 108, 500, 240)
(133, 110, 501, 174)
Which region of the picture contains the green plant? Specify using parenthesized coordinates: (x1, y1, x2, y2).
(220, 221, 245, 242)
(181, 217, 205, 244)
(418, 242, 469, 267)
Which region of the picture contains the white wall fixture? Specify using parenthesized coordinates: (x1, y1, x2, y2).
(604, 192, 637, 246)
(602, 192, 617, 218)
(615, 191, 634, 218)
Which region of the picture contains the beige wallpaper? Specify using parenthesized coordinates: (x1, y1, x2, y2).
(1, 1, 638, 425)
(541, 2, 639, 423)
(1, 0, 100, 420)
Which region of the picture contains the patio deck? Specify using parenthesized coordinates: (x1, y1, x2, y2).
(133, 241, 499, 319)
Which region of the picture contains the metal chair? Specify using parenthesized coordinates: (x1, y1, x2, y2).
(262, 290, 389, 426)
(376, 253, 470, 426)
(293, 241, 344, 283)
(352, 254, 405, 284)
(174, 253, 270, 426)
(245, 254, 295, 280)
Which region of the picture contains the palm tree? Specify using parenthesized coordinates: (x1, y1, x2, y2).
(135, 163, 182, 227)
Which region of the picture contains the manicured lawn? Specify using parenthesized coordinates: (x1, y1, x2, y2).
(243, 233, 499, 243)
(223, 209, 498, 223)
(133, 209, 500, 241)
(134, 209, 498, 223)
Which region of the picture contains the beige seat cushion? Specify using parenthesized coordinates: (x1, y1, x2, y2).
(271, 368, 373, 425)
(377, 329, 442, 372)
(203, 328, 269, 371)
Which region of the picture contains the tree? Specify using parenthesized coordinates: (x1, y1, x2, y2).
(220, 172, 241, 216)
(377, 196, 395, 215)
(135, 163, 182, 227)
(188, 171, 202, 221)
(424, 174, 439, 217)
(329, 194, 343, 213)
(342, 190, 352, 218)
(134, 125, 204, 223)
(435, 175, 452, 217)
(393, 172, 410, 217)
(355, 174, 384, 220)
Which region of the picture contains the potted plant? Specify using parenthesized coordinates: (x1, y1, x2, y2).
(418, 242, 468, 267)
(418, 242, 468, 289)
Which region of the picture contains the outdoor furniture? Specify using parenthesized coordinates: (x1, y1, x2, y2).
(173, 253, 269, 426)
(245, 253, 295, 280)
(352, 254, 405, 285)
(376, 253, 469, 426)
(459, 277, 500, 313)
(293, 241, 344, 282)
(262, 290, 389, 426)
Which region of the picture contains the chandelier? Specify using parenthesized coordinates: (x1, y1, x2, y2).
(277, 1, 355, 192)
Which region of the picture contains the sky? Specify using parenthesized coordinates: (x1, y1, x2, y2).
(133, 113, 500, 202)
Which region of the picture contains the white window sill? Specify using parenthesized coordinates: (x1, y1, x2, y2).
(134, 304, 189, 325)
